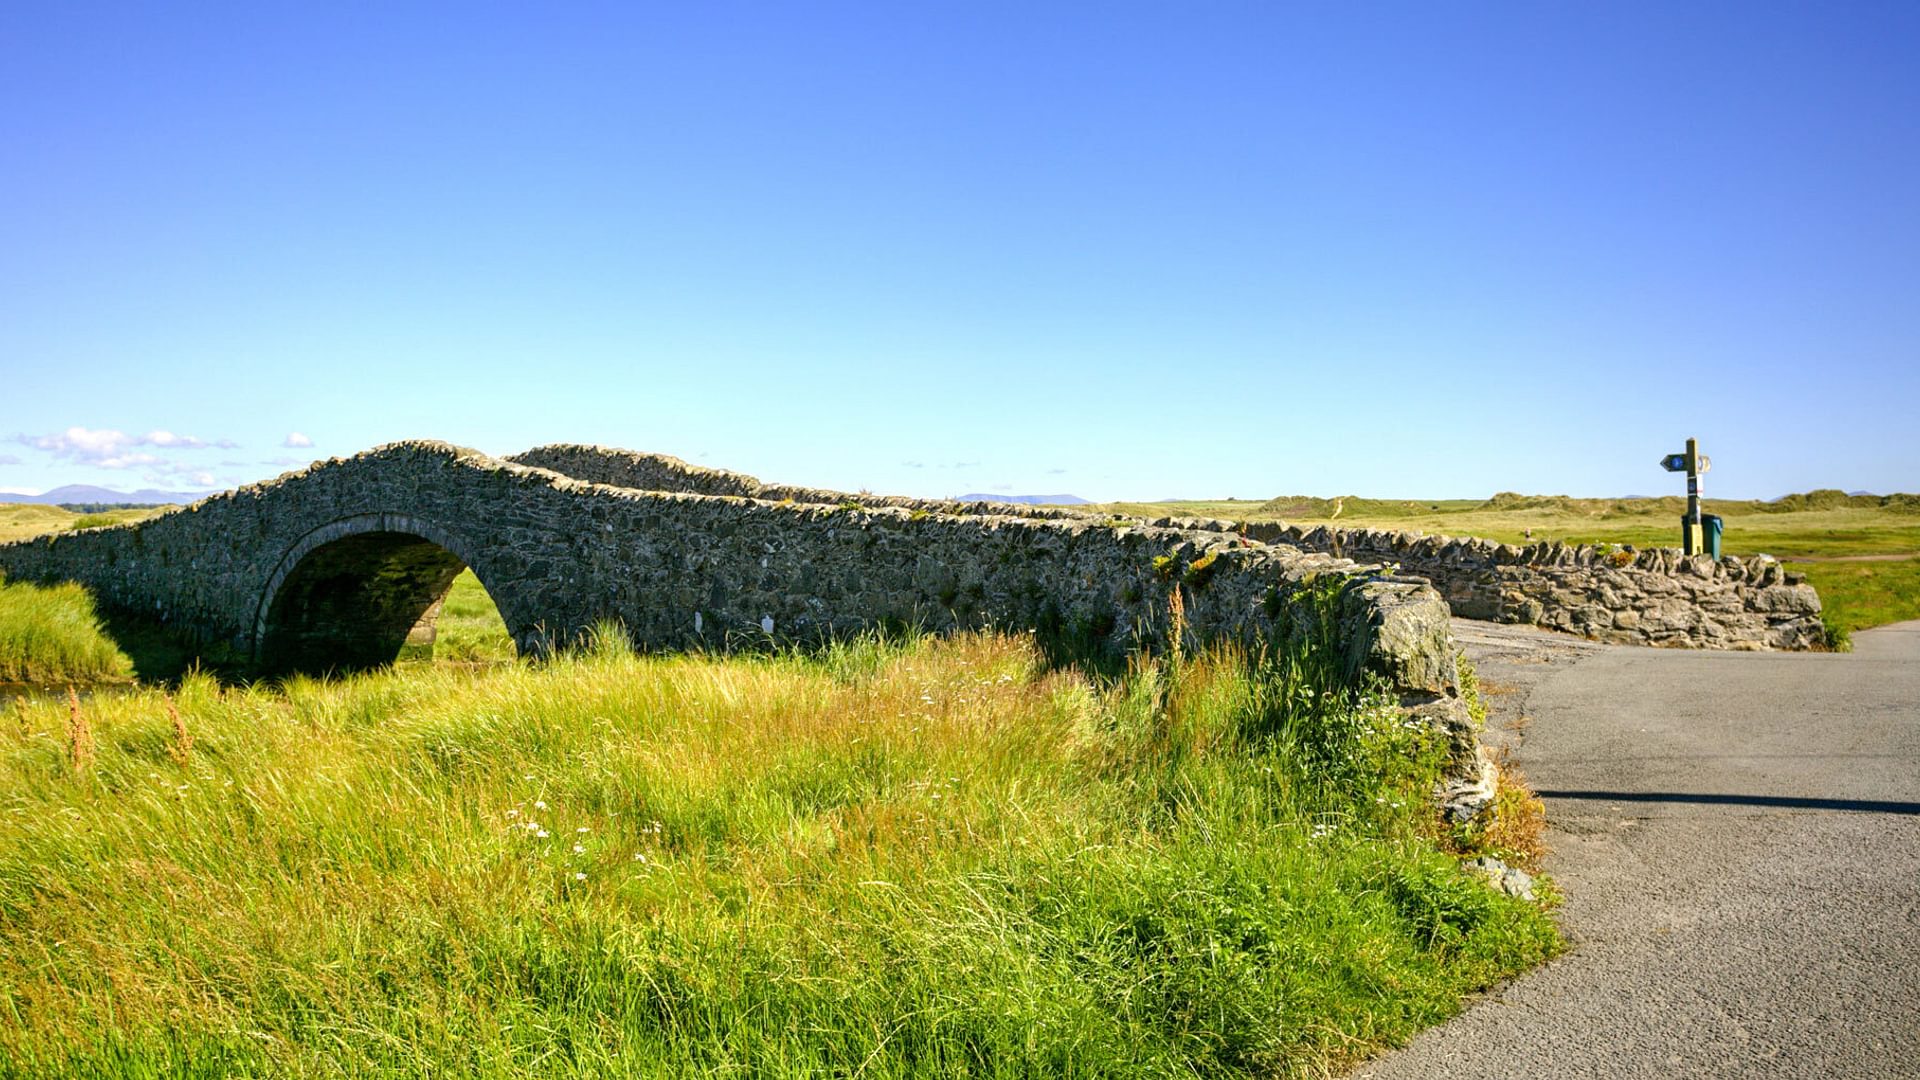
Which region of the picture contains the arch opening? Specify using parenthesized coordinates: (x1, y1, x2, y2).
(257, 530, 508, 675)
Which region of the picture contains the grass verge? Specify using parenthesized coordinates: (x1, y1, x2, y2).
(1786, 559, 1920, 637)
(0, 631, 1558, 1078)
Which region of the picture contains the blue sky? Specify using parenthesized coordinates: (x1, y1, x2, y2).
(3, 2, 1916, 501)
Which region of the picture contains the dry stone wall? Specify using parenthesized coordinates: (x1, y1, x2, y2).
(509, 441, 1825, 652)
(1229, 522, 1825, 650)
(0, 442, 1464, 697)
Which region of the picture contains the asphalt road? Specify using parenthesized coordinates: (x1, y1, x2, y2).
(1357, 619, 1920, 1079)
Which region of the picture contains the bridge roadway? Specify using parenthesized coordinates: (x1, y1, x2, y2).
(1357, 619, 1920, 1078)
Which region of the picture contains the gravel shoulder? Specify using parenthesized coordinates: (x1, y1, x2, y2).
(1356, 620, 1920, 1079)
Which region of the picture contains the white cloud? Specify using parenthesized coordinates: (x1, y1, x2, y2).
(143, 430, 205, 448)
(16, 426, 235, 469)
(0, 454, 20, 466)
(0, 486, 42, 496)
(139, 459, 227, 487)
(283, 432, 314, 448)
(21, 427, 133, 461)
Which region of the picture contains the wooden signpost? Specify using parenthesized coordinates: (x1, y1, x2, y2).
(1660, 437, 1712, 555)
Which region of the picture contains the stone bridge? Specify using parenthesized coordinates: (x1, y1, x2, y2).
(0, 442, 1466, 701)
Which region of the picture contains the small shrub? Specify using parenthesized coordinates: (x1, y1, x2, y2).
(1386, 859, 1498, 950)
(1183, 549, 1220, 587)
(1468, 751, 1550, 872)
(1456, 654, 1489, 728)
(1819, 613, 1852, 652)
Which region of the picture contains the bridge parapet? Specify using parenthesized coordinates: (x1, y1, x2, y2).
(506, 443, 1097, 521)
(0, 441, 1480, 787)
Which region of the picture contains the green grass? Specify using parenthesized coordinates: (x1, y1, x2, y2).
(0, 503, 167, 543)
(67, 512, 126, 531)
(1788, 559, 1920, 636)
(0, 631, 1558, 1078)
(0, 573, 134, 685)
(425, 569, 519, 664)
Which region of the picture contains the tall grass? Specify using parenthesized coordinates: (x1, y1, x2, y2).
(0, 631, 1557, 1078)
(0, 573, 133, 685)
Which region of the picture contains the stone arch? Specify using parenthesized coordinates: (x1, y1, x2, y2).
(253, 513, 520, 674)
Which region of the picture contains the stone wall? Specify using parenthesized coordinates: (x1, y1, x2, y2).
(1227, 522, 1825, 650)
(0, 442, 1464, 696)
(507, 444, 1825, 652)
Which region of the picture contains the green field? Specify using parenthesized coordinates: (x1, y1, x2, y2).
(1082, 490, 1920, 634)
(0, 626, 1556, 1077)
(0, 503, 167, 544)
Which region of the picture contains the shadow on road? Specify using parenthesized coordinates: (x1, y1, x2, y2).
(1538, 789, 1920, 816)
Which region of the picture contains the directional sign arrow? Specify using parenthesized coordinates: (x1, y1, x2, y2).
(1660, 454, 1689, 472)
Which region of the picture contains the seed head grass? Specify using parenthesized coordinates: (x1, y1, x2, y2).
(0, 631, 1558, 1078)
(64, 685, 94, 774)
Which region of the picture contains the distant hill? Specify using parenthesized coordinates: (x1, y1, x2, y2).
(955, 493, 1091, 506)
(2, 484, 216, 507)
